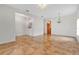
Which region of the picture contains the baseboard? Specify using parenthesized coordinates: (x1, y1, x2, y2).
(16, 34, 77, 41)
(16, 34, 25, 36)
(0, 39, 16, 44)
(52, 34, 76, 38)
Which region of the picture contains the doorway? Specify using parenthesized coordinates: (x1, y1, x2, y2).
(44, 19, 52, 36)
(47, 20, 51, 35)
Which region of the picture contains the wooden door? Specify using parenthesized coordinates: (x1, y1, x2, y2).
(47, 21, 51, 35)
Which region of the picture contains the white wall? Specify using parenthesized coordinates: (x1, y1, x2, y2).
(52, 14, 76, 37)
(77, 6, 79, 42)
(15, 13, 26, 36)
(77, 19, 79, 41)
(33, 17, 44, 36)
(32, 13, 76, 37)
(0, 5, 15, 44)
(15, 13, 34, 36)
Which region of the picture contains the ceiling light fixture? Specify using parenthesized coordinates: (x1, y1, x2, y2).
(38, 4, 47, 9)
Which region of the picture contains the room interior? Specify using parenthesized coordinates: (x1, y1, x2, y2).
(0, 4, 79, 55)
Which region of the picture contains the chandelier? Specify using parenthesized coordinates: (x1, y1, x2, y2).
(38, 4, 47, 9)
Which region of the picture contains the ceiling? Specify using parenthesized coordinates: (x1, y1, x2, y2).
(7, 4, 79, 18)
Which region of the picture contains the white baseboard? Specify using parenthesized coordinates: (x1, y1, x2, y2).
(16, 34, 25, 36)
(0, 39, 16, 44)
